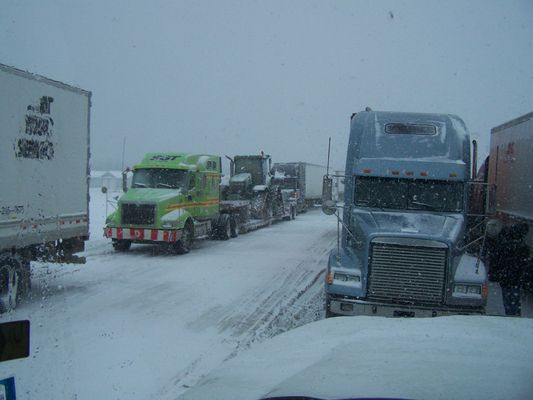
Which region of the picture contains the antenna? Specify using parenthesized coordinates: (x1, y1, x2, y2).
(121, 136, 126, 172)
(326, 137, 331, 177)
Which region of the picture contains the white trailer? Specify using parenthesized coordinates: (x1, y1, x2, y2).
(0, 63, 91, 312)
(303, 163, 326, 203)
(272, 162, 326, 212)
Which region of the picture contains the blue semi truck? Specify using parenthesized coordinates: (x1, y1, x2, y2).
(324, 110, 487, 317)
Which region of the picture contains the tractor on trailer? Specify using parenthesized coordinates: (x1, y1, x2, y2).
(223, 153, 296, 229)
(323, 110, 488, 318)
(0, 64, 91, 312)
(104, 152, 294, 253)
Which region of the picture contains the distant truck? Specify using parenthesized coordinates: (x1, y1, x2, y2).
(486, 111, 533, 241)
(103, 152, 293, 253)
(271, 162, 326, 213)
(469, 111, 533, 263)
(323, 110, 487, 318)
(0, 64, 91, 312)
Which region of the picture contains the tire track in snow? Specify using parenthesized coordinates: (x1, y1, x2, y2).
(218, 230, 336, 356)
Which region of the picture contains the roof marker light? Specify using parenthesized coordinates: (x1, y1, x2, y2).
(449, 172, 458, 178)
(391, 170, 400, 176)
(420, 171, 428, 177)
(405, 171, 414, 176)
(363, 168, 372, 174)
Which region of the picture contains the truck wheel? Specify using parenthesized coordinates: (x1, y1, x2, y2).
(0, 255, 26, 313)
(264, 202, 274, 225)
(325, 298, 338, 318)
(175, 223, 193, 254)
(291, 206, 296, 220)
(112, 239, 131, 252)
(230, 216, 239, 238)
(219, 215, 231, 241)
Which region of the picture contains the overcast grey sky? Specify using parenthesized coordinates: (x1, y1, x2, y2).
(2, 0, 532, 171)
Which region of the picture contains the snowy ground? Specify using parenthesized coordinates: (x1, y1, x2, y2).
(1, 189, 336, 399)
(178, 315, 533, 400)
(0, 189, 531, 399)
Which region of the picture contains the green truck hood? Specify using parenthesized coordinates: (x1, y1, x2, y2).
(119, 188, 184, 204)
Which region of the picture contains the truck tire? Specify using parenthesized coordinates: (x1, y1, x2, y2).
(0, 255, 29, 313)
(175, 223, 194, 254)
(112, 239, 132, 252)
(266, 203, 273, 225)
(230, 215, 239, 238)
(218, 215, 231, 241)
(325, 297, 339, 318)
(291, 206, 296, 220)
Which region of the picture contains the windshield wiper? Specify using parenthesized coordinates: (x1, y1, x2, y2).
(410, 201, 439, 211)
(156, 182, 172, 188)
(132, 182, 147, 188)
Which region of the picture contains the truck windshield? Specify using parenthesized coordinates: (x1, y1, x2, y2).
(234, 158, 264, 185)
(132, 168, 189, 189)
(354, 176, 463, 212)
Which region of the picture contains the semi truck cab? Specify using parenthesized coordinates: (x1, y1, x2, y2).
(104, 153, 222, 253)
(325, 110, 488, 317)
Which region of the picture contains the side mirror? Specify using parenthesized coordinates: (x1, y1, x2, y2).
(322, 176, 333, 202)
(486, 219, 503, 238)
(122, 169, 129, 192)
(322, 200, 337, 215)
(101, 186, 108, 194)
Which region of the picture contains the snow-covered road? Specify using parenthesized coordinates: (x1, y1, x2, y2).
(1, 189, 531, 400)
(1, 189, 336, 399)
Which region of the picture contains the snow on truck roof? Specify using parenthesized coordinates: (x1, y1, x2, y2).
(0, 63, 91, 96)
(349, 110, 470, 163)
(134, 153, 219, 172)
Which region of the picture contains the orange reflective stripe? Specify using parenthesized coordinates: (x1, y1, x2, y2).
(166, 198, 219, 211)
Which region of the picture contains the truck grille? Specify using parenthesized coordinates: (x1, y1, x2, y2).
(121, 203, 155, 225)
(368, 240, 447, 305)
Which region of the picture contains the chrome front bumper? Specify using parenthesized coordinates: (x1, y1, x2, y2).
(327, 296, 485, 318)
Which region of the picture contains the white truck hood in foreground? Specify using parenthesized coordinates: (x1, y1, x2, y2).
(178, 316, 533, 400)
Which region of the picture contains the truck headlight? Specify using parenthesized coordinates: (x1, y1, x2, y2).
(453, 284, 481, 295)
(467, 285, 481, 295)
(334, 272, 360, 283)
(453, 284, 467, 294)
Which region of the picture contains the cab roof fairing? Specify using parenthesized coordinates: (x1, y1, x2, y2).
(133, 153, 219, 172)
(345, 111, 471, 180)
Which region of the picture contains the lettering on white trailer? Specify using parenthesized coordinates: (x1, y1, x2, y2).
(14, 96, 55, 160)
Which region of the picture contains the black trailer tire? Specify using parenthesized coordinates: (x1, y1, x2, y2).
(291, 206, 296, 220)
(0, 255, 29, 313)
(218, 215, 231, 241)
(112, 239, 132, 252)
(175, 223, 194, 254)
(265, 201, 274, 225)
(230, 216, 239, 238)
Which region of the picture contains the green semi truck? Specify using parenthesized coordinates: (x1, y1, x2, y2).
(104, 152, 294, 253)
